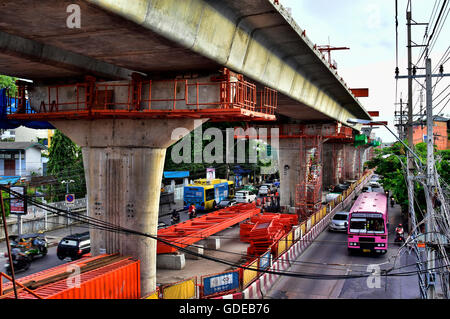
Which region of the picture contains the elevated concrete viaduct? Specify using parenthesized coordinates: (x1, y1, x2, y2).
(0, 0, 373, 296)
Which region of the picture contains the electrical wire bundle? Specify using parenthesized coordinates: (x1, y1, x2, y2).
(2, 185, 450, 284)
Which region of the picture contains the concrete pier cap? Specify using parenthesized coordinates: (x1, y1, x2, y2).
(51, 118, 205, 296)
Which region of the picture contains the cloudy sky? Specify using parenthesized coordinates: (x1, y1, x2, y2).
(281, 0, 450, 142)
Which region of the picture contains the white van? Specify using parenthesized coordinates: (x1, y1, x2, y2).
(258, 184, 271, 196)
(235, 190, 257, 203)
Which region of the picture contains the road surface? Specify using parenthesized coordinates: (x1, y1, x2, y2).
(265, 188, 421, 299)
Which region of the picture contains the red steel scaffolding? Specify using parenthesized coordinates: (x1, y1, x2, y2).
(5, 69, 276, 122)
(295, 134, 323, 221)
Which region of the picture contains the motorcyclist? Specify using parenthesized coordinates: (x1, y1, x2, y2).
(390, 196, 395, 208)
(5, 248, 31, 274)
(171, 209, 180, 225)
(188, 204, 196, 219)
(395, 224, 404, 242)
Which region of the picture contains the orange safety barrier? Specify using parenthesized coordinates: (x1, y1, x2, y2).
(158, 203, 260, 254)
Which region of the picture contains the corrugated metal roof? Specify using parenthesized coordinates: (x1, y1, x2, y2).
(0, 142, 47, 150)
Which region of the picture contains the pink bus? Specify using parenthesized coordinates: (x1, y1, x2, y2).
(347, 192, 388, 254)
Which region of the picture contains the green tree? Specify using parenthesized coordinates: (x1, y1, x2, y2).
(46, 130, 86, 202)
(365, 141, 449, 221)
(163, 122, 273, 181)
(0, 75, 17, 95)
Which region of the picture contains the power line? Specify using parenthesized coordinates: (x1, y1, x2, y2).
(3, 186, 450, 282)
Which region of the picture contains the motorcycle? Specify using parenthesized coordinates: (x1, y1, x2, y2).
(390, 197, 395, 208)
(4, 248, 32, 274)
(9, 233, 49, 260)
(394, 226, 405, 244)
(171, 211, 180, 225)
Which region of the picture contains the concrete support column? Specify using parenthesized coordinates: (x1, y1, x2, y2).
(278, 139, 300, 210)
(51, 118, 203, 296)
(83, 146, 165, 291)
(344, 144, 357, 180)
(322, 143, 333, 188)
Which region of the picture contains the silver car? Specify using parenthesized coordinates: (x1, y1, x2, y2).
(329, 211, 349, 232)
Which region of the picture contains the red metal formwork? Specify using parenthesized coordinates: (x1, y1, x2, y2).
(240, 213, 298, 259)
(157, 203, 260, 254)
(295, 136, 323, 221)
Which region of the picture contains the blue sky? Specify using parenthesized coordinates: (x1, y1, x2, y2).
(281, 0, 450, 142)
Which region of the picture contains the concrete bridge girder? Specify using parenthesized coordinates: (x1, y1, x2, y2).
(86, 0, 370, 124)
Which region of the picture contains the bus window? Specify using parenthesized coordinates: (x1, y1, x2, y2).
(206, 188, 215, 201)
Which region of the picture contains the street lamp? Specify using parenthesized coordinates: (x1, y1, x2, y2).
(61, 179, 75, 194)
(346, 118, 423, 165)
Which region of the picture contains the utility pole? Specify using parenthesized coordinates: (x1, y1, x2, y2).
(399, 98, 403, 140)
(406, 10, 416, 236)
(425, 58, 436, 299)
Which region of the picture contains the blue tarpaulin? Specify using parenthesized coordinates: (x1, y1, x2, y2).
(0, 88, 55, 129)
(0, 176, 20, 185)
(163, 171, 190, 179)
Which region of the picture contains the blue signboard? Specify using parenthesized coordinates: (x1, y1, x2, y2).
(259, 251, 272, 270)
(202, 271, 240, 296)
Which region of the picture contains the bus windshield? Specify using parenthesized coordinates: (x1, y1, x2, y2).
(349, 216, 385, 234)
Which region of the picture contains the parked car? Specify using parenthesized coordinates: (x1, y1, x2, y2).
(258, 185, 270, 196)
(236, 190, 257, 203)
(329, 211, 349, 232)
(325, 193, 341, 203)
(369, 181, 381, 188)
(217, 199, 237, 209)
(362, 185, 373, 193)
(329, 183, 350, 193)
(371, 174, 381, 181)
(240, 185, 258, 195)
(57, 232, 91, 261)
